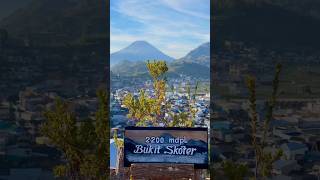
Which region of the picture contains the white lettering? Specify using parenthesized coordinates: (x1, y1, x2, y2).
(168, 136, 187, 145)
(164, 146, 197, 155)
(133, 145, 161, 154)
(165, 146, 173, 155)
(133, 145, 144, 154)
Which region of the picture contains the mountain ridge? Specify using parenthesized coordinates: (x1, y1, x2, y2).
(110, 40, 174, 66)
(111, 41, 210, 79)
(0, 0, 33, 21)
(216, 0, 320, 49)
(0, 0, 107, 42)
(178, 42, 210, 67)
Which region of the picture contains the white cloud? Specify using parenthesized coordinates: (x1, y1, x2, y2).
(161, 0, 210, 20)
(111, 0, 210, 58)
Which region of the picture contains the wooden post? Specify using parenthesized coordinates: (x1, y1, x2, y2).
(115, 147, 130, 179)
(194, 169, 202, 180)
(130, 163, 195, 180)
(115, 147, 124, 178)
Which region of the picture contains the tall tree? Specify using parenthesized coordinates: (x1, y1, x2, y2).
(222, 160, 249, 180)
(41, 89, 109, 179)
(123, 60, 196, 127)
(246, 63, 283, 179)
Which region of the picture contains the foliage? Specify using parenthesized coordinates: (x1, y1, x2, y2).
(245, 63, 283, 179)
(222, 160, 249, 180)
(123, 90, 157, 126)
(113, 129, 124, 147)
(41, 89, 109, 180)
(123, 60, 197, 128)
(146, 60, 168, 80)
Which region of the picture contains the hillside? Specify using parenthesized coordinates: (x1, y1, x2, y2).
(111, 41, 210, 79)
(110, 41, 174, 66)
(0, 0, 33, 20)
(0, 0, 107, 43)
(178, 42, 210, 67)
(215, 0, 320, 50)
(111, 60, 209, 79)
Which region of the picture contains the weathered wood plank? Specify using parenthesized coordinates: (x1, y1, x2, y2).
(131, 163, 195, 179)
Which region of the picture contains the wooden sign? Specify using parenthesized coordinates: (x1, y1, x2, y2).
(124, 127, 208, 169)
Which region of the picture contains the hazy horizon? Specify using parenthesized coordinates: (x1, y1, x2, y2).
(110, 40, 209, 59)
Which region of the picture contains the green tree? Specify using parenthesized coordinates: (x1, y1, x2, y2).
(41, 89, 109, 180)
(123, 60, 196, 128)
(222, 160, 249, 180)
(246, 63, 283, 179)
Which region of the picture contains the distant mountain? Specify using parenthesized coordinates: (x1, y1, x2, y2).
(111, 60, 148, 77)
(178, 42, 210, 67)
(216, 0, 320, 49)
(160, 133, 176, 141)
(184, 139, 208, 153)
(110, 41, 174, 66)
(124, 138, 140, 152)
(215, 0, 320, 18)
(0, 0, 33, 21)
(0, 0, 107, 42)
(185, 139, 207, 148)
(112, 60, 209, 79)
(169, 61, 210, 78)
(111, 41, 210, 79)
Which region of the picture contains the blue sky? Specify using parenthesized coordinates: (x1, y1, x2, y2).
(111, 0, 210, 59)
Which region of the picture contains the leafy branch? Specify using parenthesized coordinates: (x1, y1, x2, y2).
(41, 89, 109, 179)
(122, 60, 197, 129)
(246, 63, 283, 179)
